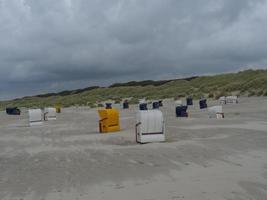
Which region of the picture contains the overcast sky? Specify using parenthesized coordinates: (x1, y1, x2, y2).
(0, 0, 267, 100)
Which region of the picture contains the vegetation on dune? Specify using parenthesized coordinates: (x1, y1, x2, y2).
(0, 69, 267, 110)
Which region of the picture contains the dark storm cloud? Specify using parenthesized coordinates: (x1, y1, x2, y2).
(0, 0, 267, 99)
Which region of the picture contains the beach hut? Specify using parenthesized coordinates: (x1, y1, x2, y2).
(135, 110, 165, 144)
(139, 103, 148, 110)
(176, 105, 188, 117)
(98, 108, 120, 133)
(54, 104, 62, 113)
(152, 101, 160, 109)
(199, 99, 207, 109)
(208, 106, 224, 119)
(29, 109, 43, 126)
(186, 97, 193, 106)
(123, 100, 129, 109)
(226, 96, 238, 104)
(139, 99, 148, 110)
(6, 107, 21, 115)
(105, 103, 112, 109)
(219, 96, 226, 104)
(44, 107, 57, 121)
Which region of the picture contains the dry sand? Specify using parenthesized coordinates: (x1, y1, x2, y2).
(0, 97, 267, 200)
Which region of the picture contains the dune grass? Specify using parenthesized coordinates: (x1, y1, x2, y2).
(1, 69, 267, 110)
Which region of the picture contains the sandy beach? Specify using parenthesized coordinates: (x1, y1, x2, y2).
(0, 97, 267, 200)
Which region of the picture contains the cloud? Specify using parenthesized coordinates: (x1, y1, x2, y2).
(0, 0, 267, 99)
